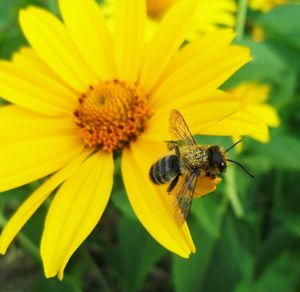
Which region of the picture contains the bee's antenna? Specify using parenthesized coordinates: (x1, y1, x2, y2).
(225, 139, 242, 153)
(226, 159, 254, 178)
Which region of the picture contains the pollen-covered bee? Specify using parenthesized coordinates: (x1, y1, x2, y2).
(149, 109, 253, 225)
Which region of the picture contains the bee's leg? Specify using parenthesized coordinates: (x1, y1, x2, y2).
(165, 140, 176, 150)
(206, 171, 216, 179)
(167, 174, 180, 193)
(166, 140, 180, 149)
(165, 141, 180, 157)
(174, 145, 180, 158)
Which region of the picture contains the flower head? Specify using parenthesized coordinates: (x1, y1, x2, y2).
(104, 0, 237, 38)
(0, 0, 262, 279)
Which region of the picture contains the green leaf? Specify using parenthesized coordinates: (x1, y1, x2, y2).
(260, 4, 300, 51)
(224, 40, 287, 87)
(254, 226, 297, 279)
(272, 171, 300, 235)
(111, 156, 136, 219)
(281, 94, 300, 136)
(109, 217, 166, 292)
(110, 188, 136, 220)
(172, 222, 218, 292)
(236, 252, 300, 292)
(239, 154, 272, 174)
(34, 276, 81, 292)
(173, 213, 253, 292)
(191, 194, 227, 239)
(194, 135, 232, 148)
(0, 0, 26, 59)
(270, 69, 297, 109)
(251, 133, 300, 170)
(258, 4, 300, 70)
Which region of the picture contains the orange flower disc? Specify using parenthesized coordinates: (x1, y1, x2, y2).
(74, 80, 152, 152)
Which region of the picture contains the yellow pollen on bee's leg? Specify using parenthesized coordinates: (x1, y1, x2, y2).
(74, 80, 152, 152)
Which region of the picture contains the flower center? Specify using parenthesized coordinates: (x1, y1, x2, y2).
(147, 0, 176, 18)
(74, 80, 152, 152)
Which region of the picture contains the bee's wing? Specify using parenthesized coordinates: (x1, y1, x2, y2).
(169, 109, 196, 146)
(171, 173, 199, 226)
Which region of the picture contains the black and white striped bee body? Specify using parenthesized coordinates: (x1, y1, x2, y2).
(149, 155, 180, 185)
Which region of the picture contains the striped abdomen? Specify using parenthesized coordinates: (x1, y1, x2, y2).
(150, 155, 180, 185)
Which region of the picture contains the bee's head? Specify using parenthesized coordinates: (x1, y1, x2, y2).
(208, 141, 254, 177)
(208, 145, 227, 173)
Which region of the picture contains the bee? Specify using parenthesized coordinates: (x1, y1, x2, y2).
(149, 109, 253, 225)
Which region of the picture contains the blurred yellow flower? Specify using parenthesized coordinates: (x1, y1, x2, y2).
(105, 0, 237, 37)
(229, 82, 280, 146)
(189, 0, 237, 36)
(0, 0, 265, 280)
(249, 0, 289, 12)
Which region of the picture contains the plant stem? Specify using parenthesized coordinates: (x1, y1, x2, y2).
(225, 167, 244, 218)
(236, 0, 248, 40)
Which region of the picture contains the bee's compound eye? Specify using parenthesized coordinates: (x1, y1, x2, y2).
(220, 161, 226, 172)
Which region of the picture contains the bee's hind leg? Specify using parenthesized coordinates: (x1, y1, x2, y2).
(167, 174, 180, 193)
(165, 141, 180, 158)
(174, 145, 180, 158)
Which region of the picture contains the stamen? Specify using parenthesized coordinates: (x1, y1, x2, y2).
(74, 80, 152, 152)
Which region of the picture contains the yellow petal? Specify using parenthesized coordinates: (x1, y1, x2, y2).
(122, 139, 195, 258)
(200, 110, 269, 138)
(0, 135, 84, 192)
(0, 60, 76, 116)
(153, 30, 235, 91)
(41, 151, 114, 279)
(249, 131, 270, 143)
(151, 44, 251, 104)
(0, 149, 92, 255)
(19, 6, 98, 92)
(114, 0, 146, 83)
(59, 0, 116, 80)
(140, 0, 197, 92)
(13, 47, 77, 93)
(229, 82, 270, 104)
(246, 104, 280, 127)
(144, 89, 240, 141)
(194, 0, 237, 33)
(0, 105, 76, 144)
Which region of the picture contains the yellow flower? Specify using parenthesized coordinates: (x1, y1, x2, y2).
(229, 82, 280, 146)
(249, 0, 289, 12)
(0, 0, 264, 279)
(105, 0, 237, 37)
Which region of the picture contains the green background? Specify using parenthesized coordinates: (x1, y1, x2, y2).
(0, 1, 300, 291)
